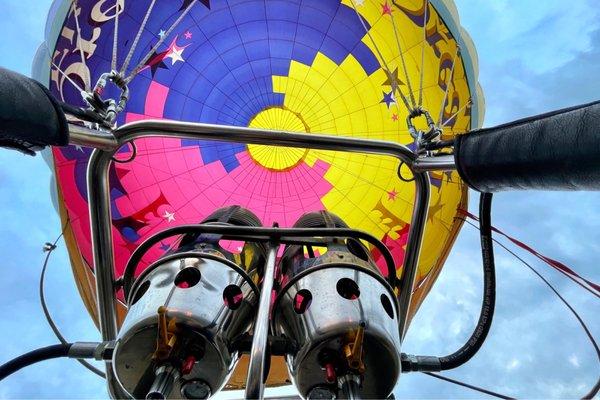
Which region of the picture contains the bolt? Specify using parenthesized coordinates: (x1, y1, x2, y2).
(180, 379, 211, 400)
(307, 386, 336, 400)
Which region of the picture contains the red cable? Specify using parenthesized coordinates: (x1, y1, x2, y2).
(458, 209, 600, 298)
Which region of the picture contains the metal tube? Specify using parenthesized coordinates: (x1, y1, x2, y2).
(338, 374, 362, 400)
(87, 149, 130, 399)
(87, 149, 119, 342)
(69, 124, 118, 150)
(245, 245, 278, 400)
(109, 120, 417, 166)
(67, 342, 101, 359)
(397, 172, 430, 341)
(69, 120, 417, 166)
(146, 365, 180, 400)
(122, 225, 398, 298)
(412, 154, 456, 172)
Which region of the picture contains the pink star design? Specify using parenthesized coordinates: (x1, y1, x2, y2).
(391, 113, 398, 121)
(387, 189, 398, 201)
(184, 30, 193, 40)
(381, 2, 393, 16)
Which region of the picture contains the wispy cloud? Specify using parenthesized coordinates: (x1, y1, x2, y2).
(455, 0, 600, 133)
(0, 0, 49, 76)
(457, 0, 600, 74)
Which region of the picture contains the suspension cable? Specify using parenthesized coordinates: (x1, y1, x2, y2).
(40, 223, 105, 379)
(424, 372, 514, 400)
(461, 218, 600, 399)
(459, 210, 599, 298)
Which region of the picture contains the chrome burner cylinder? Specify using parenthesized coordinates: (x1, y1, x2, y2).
(113, 254, 258, 399)
(272, 212, 401, 399)
(113, 207, 264, 399)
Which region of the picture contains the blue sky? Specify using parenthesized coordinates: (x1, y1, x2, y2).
(0, 0, 599, 398)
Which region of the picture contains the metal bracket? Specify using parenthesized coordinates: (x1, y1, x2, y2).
(84, 71, 129, 126)
(406, 107, 442, 151)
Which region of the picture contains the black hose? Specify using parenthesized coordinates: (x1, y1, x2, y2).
(438, 192, 496, 369)
(0, 344, 72, 380)
(458, 217, 600, 399)
(403, 192, 496, 372)
(58, 101, 110, 127)
(424, 139, 455, 151)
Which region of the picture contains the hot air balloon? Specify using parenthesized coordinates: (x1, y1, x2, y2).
(0, 0, 599, 398)
(30, 0, 485, 395)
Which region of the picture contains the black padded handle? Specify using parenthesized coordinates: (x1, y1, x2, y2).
(455, 100, 600, 192)
(0, 67, 68, 155)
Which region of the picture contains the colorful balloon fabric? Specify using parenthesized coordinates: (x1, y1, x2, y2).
(35, 0, 483, 332)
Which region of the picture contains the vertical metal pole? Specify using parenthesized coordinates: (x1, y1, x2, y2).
(87, 150, 118, 342)
(338, 375, 362, 400)
(397, 172, 431, 342)
(245, 245, 278, 400)
(87, 149, 129, 398)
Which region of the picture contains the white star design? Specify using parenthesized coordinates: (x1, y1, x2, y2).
(355, 0, 365, 5)
(165, 46, 185, 65)
(158, 29, 166, 39)
(163, 210, 176, 222)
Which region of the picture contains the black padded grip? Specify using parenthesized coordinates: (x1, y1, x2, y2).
(0, 67, 68, 155)
(455, 100, 600, 192)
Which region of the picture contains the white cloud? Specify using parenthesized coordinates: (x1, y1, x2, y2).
(568, 354, 580, 368)
(456, 0, 600, 74)
(506, 358, 521, 371)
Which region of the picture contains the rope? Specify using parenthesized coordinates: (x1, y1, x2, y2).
(349, 0, 411, 111)
(111, 0, 120, 72)
(418, 0, 429, 107)
(71, 0, 90, 91)
(441, 98, 472, 127)
(389, 10, 417, 108)
(125, 1, 197, 82)
(120, 0, 157, 76)
(437, 46, 459, 126)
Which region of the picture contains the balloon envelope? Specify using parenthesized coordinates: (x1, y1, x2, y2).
(37, 0, 483, 388)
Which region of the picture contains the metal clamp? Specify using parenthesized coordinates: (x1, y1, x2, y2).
(406, 107, 441, 147)
(84, 71, 129, 125)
